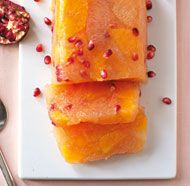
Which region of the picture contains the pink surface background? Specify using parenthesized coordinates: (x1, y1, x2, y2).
(0, 0, 189, 185)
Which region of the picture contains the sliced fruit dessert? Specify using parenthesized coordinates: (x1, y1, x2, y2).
(45, 81, 140, 126)
(52, 0, 147, 84)
(54, 108, 147, 163)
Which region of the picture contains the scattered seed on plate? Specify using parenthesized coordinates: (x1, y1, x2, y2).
(44, 17, 52, 26)
(44, 55, 52, 64)
(162, 97, 172, 105)
(36, 43, 43, 52)
(147, 44, 156, 52)
(147, 50, 155, 60)
(51, 121, 57, 126)
(147, 16, 153, 23)
(33, 88, 41, 97)
(147, 71, 156, 78)
(146, 0, 152, 10)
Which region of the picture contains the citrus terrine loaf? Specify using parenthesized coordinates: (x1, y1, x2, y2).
(46, 81, 140, 126)
(52, 0, 147, 84)
(54, 109, 147, 163)
(46, 0, 148, 163)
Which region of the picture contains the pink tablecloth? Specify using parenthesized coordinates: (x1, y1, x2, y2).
(0, 0, 189, 185)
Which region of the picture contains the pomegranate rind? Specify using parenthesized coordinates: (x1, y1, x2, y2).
(0, 0, 30, 45)
(45, 81, 140, 126)
(54, 108, 147, 163)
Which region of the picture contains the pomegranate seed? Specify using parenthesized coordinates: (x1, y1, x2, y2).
(64, 104, 73, 110)
(132, 28, 139, 36)
(114, 104, 121, 113)
(132, 53, 139, 61)
(17, 25, 25, 31)
(82, 60, 90, 68)
(147, 16, 153, 23)
(75, 40, 83, 47)
(56, 65, 63, 72)
(44, 55, 51, 64)
(51, 121, 57, 126)
(1, 18, 8, 24)
(100, 69, 108, 79)
(80, 70, 87, 77)
(146, 0, 152, 10)
(34, 0, 40, 2)
(77, 49, 83, 56)
(0, 26, 7, 36)
(110, 83, 116, 92)
(88, 40, 95, 50)
(162, 97, 172, 105)
(68, 36, 77, 43)
(33, 88, 41, 97)
(51, 26, 54, 32)
(6, 31, 16, 42)
(147, 51, 155, 60)
(36, 44, 43, 52)
(147, 44, 156, 52)
(57, 76, 63, 82)
(56, 65, 64, 82)
(50, 104, 56, 111)
(103, 49, 113, 59)
(104, 32, 110, 38)
(147, 71, 156, 78)
(67, 56, 75, 65)
(64, 79, 70, 82)
(44, 17, 52, 26)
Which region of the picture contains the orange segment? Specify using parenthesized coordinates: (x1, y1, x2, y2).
(52, 0, 88, 66)
(54, 109, 147, 163)
(55, 0, 88, 38)
(45, 81, 140, 126)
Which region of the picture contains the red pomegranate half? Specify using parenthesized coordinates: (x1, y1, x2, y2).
(0, 0, 30, 44)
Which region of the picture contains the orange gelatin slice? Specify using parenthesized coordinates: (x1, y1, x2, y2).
(45, 81, 139, 126)
(52, 0, 147, 84)
(54, 109, 147, 163)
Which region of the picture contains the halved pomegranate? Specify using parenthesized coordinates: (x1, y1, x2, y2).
(0, 0, 30, 44)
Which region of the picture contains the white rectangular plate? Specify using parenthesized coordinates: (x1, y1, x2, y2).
(18, 0, 177, 180)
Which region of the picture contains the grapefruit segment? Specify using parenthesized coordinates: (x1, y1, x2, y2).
(54, 109, 147, 163)
(45, 81, 140, 126)
(112, 0, 138, 28)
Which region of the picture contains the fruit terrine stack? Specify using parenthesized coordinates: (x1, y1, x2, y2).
(46, 0, 148, 163)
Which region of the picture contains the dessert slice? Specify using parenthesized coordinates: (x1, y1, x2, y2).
(52, 0, 147, 84)
(45, 81, 140, 126)
(54, 108, 147, 163)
